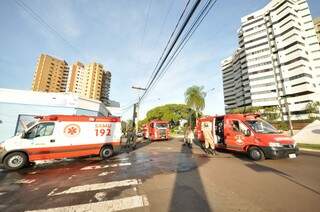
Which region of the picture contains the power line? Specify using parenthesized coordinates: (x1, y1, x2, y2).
(14, 0, 85, 59)
(149, 0, 217, 93)
(140, 0, 154, 49)
(155, 0, 175, 46)
(140, 0, 202, 102)
(142, 0, 218, 101)
(144, 0, 191, 90)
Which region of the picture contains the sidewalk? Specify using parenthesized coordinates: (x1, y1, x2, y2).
(299, 148, 320, 152)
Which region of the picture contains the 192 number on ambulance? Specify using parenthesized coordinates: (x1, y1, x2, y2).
(95, 128, 111, 136)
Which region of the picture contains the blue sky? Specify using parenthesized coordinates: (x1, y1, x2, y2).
(1, 0, 319, 120)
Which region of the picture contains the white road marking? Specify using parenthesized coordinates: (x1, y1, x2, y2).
(28, 172, 37, 175)
(25, 195, 149, 212)
(15, 179, 36, 184)
(80, 162, 131, 170)
(48, 188, 58, 196)
(110, 158, 129, 162)
(68, 175, 76, 180)
(94, 192, 106, 201)
(98, 171, 115, 176)
(0, 192, 6, 196)
(50, 179, 141, 196)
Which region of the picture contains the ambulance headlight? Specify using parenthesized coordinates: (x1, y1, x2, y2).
(269, 142, 282, 147)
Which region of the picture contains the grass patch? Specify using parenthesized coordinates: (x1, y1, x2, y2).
(297, 143, 320, 150)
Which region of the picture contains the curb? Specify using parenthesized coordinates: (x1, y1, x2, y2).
(171, 135, 184, 138)
(299, 148, 320, 152)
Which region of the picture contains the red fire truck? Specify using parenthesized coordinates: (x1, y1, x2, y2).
(143, 120, 170, 141)
(195, 114, 299, 160)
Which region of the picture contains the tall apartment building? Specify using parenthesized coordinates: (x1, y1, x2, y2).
(67, 62, 112, 103)
(32, 54, 69, 92)
(101, 70, 112, 105)
(222, 0, 320, 120)
(32, 54, 112, 105)
(314, 17, 320, 44)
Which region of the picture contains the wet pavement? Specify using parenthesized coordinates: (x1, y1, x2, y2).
(0, 138, 320, 212)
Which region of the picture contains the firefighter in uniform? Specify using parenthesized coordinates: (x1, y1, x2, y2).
(202, 122, 217, 155)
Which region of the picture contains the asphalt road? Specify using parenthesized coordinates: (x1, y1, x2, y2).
(0, 138, 319, 212)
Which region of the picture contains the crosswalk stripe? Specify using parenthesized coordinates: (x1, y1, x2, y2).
(80, 162, 131, 170)
(49, 179, 141, 196)
(98, 171, 115, 176)
(110, 158, 129, 162)
(25, 195, 149, 212)
(15, 179, 36, 184)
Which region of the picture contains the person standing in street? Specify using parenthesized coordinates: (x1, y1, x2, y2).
(202, 122, 217, 155)
(183, 126, 194, 148)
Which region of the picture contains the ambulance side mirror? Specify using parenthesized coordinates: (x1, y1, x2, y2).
(20, 131, 26, 138)
(244, 129, 251, 137)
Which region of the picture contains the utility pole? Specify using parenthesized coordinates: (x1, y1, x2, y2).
(132, 86, 147, 134)
(283, 99, 294, 136)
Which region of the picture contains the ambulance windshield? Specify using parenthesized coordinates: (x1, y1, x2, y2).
(156, 123, 168, 128)
(245, 119, 278, 134)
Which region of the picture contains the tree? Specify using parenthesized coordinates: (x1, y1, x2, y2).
(126, 120, 134, 132)
(228, 105, 280, 122)
(306, 101, 320, 120)
(138, 104, 196, 129)
(145, 104, 193, 122)
(184, 85, 206, 117)
(138, 119, 148, 130)
(263, 106, 280, 122)
(121, 121, 127, 134)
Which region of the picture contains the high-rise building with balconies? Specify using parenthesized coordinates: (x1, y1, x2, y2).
(32, 54, 69, 92)
(313, 17, 320, 44)
(67, 62, 111, 103)
(221, 0, 320, 120)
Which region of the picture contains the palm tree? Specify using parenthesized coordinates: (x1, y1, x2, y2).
(184, 85, 206, 117)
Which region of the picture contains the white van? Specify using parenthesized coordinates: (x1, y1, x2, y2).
(0, 115, 122, 170)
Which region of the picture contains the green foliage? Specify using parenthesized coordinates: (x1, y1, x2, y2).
(297, 143, 320, 150)
(138, 104, 196, 129)
(305, 101, 320, 120)
(138, 118, 148, 130)
(228, 105, 280, 122)
(121, 120, 134, 134)
(126, 120, 134, 132)
(273, 121, 289, 131)
(262, 106, 281, 122)
(121, 121, 127, 134)
(145, 104, 193, 122)
(184, 85, 206, 116)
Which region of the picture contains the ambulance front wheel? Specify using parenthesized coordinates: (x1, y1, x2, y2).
(100, 146, 113, 159)
(248, 147, 265, 161)
(3, 152, 28, 170)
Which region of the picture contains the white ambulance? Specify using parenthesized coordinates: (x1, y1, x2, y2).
(0, 115, 122, 170)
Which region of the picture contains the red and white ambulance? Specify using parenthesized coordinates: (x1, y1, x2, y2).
(143, 120, 170, 141)
(0, 115, 122, 170)
(195, 114, 299, 160)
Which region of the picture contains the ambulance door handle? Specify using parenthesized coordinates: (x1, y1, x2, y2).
(50, 139, 55, 143)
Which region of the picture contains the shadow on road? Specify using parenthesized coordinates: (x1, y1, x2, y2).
(244, 162, 320, 196)
(169, 144, 212, 212)
(300, 151, 320, 158)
